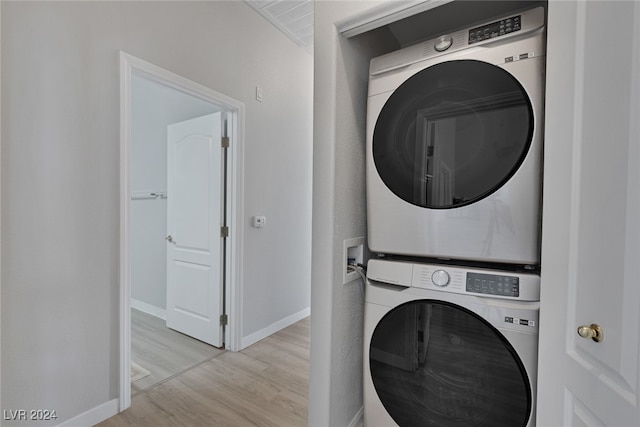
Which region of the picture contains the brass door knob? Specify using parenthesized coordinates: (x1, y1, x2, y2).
(577, 323, 604, 343)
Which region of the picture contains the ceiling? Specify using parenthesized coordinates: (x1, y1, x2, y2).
(245, 0, 314, 52)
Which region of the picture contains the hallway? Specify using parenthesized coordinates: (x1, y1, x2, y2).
(98, 318, 309, 426)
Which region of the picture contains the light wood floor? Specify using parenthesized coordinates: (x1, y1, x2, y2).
(130, 309, 226, 394)
(97, 316, 310, 427)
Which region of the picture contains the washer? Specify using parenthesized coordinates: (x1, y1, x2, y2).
(364, 259, 539, 427)
(366, 7, 546, 265)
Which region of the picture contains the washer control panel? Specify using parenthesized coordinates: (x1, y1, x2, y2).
(367, 259, 540, 301)
(431, 269, 450, 287)
(466, 272, 519, 297)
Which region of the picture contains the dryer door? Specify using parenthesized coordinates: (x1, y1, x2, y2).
(369, 300, 531, 427)
(373, 60, 533, 209)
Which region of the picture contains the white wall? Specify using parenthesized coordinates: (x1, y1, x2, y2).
(131, 75, 218, 313)
(310, 2, 398, 426)
(0, 1, 312, 424)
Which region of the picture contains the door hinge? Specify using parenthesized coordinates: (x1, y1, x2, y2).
(221, 226, 229, 238)
(220, 314, 228, 326)
(221, 136, 230, 148)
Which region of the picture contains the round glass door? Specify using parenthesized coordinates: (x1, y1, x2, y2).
(369, 300, 531, 427)
(373, 60, 533, 209)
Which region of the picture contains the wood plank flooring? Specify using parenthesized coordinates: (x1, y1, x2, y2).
(130, 309, 225, 394)
(97, 316, 310, 427)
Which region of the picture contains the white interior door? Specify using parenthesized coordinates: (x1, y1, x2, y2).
(537, 1, 640, 425)
(166, 112, 224, 347)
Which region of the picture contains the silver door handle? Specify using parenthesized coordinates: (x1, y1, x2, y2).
(166, 235, 174, 243)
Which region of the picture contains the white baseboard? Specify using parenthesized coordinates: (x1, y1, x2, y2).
(131, 298, 166, 320)
(56, 398, 118, 427)
(240, 307, 310, 349)
(348, 407, 364, 427)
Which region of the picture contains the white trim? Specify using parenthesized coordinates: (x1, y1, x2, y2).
(347, 407, 364, 427)
(130, 299, 166, 320)
(227, 104, 245, 353)
(337, 0, 452, 38)
(123, 54, 245, 111)
(119, 52, 133, 412)
(565, 0, 587, 358)
(56, 398, 118, 427)
(0, 1, 3, 412)
(119, 51, 245, 411)
(240, 308, 310, 349)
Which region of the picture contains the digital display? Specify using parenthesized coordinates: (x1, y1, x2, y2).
(469, 15, 521, 44)
(466, 272, 519, 297)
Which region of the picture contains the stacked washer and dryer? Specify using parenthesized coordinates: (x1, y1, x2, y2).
(364, 7, 546, 427)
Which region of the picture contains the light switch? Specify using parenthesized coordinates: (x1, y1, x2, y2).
(256, 86, 263, 102)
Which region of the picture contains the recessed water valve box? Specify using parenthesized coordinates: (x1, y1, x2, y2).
(343, 237, 365, 284)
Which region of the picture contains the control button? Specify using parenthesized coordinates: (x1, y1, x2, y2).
(431, 270, 450, 287)
(434, 35, 453, 52)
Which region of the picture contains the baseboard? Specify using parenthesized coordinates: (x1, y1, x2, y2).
(348, 407, 364, 427)
(131, 298, 166, 320)
(56, 398, 118, 427)
(240, 307, 310, 349)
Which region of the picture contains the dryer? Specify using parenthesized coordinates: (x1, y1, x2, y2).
(366, 7, 546, 265)
(364, 259, 540, 427)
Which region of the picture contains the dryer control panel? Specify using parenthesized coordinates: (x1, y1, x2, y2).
(369, 6, 544, 77)
(468, 14, 521, 44)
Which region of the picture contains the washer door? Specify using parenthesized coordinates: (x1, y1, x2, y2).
(373, 60, 533, 209)
(369, 300, 531, 427)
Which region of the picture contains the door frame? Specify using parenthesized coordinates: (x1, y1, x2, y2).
(119, 51, 245, 410)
